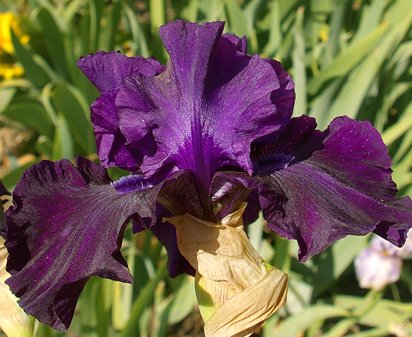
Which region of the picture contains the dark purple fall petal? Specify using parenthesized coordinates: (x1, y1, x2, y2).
(5, 158, 160, 330)
(257, 116, 412, 260)
(0, 208, 5, 238)
(0, 180, 9, 238)
(5, 18, 410, 332)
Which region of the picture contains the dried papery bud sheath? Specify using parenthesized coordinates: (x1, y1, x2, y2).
(166, 204, 288, 337)
(0, 182, 33, 337)
(0, 237, 34, 337)
(204, 269, 287, 337)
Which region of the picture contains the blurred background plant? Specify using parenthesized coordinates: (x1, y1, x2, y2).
(0, 0, 411, 336)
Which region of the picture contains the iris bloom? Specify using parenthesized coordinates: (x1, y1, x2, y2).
(355, 233, 412, 290)
(3, 20, 412, 334)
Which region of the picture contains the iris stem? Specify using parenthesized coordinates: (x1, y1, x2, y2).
(118, 262, 167, 337)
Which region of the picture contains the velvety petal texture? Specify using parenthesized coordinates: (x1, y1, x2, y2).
(5, 158, 160, 330)
(256, 116, 412, 260)
(80, 21, 295, 196)
(0, 180, 9, 238)
(4, 19, 412, 333)
(78, 52, 164, 170)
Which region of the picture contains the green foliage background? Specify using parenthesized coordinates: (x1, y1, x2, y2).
(0, 0, 411, 336)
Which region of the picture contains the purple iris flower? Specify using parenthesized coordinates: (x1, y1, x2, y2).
(3, 20, 412, 330)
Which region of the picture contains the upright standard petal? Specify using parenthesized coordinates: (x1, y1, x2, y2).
(78, 52, 164, 170)
(5, 158, 160, 330)
(255, 116, 412, 260)
(77, 51, 164, 95)
(79, 21, 294, 205)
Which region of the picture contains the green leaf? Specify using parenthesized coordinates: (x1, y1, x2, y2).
(393, 126, 412, 163)
(112, 237, 135, 330)
(336, 296, 412, 328)
(3, 102, 54, 139)
(52, 114, 74, 160)
(391, 156, 412, 190)
(180, 0, 200, 21)
(224, 0, 248, 36)
(312, 235, 368, 297)
(10, 29, 50, 88)
(51, 82, 95, 154)
(121, 0, 149, 58)
(150, 0, 165, 32)
(118, 263, 168, 337)
(382, 102, 412, 145)
(0, 87, 16, 113)
(308, 23, 387, 95)
(352, 0, 387, 41)
(344, 326, 391, 337)
(273, 305, 349, 337)
(292, 6, 306, 116)
(89, 0, 105, 52)
(199, 0, 225, 21)
(325, 0, 412, 122)
(262, 0, 281, 57)
(272, 235, 291, 273)
(36, 7, 71, 80)
(286, 277, 313, 314)
(167, 277, 196, 325)
(99, 0, 122, 51)
(1, 161, 36, 189)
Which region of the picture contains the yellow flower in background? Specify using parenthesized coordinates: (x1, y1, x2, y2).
(0, 63, 24, 80)
(0, 12, 29, 55)
(0, 12, 28, 80)
(319, 24, 330, 42)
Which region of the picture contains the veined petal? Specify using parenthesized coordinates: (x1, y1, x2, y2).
(4, 158, 160, 330)
(0, 180, 10, 237)
(80, 21, 294, 205)
(256, 116, 412, 260)
(77, 51, 164, 94)
(78, 52, 163, 170)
